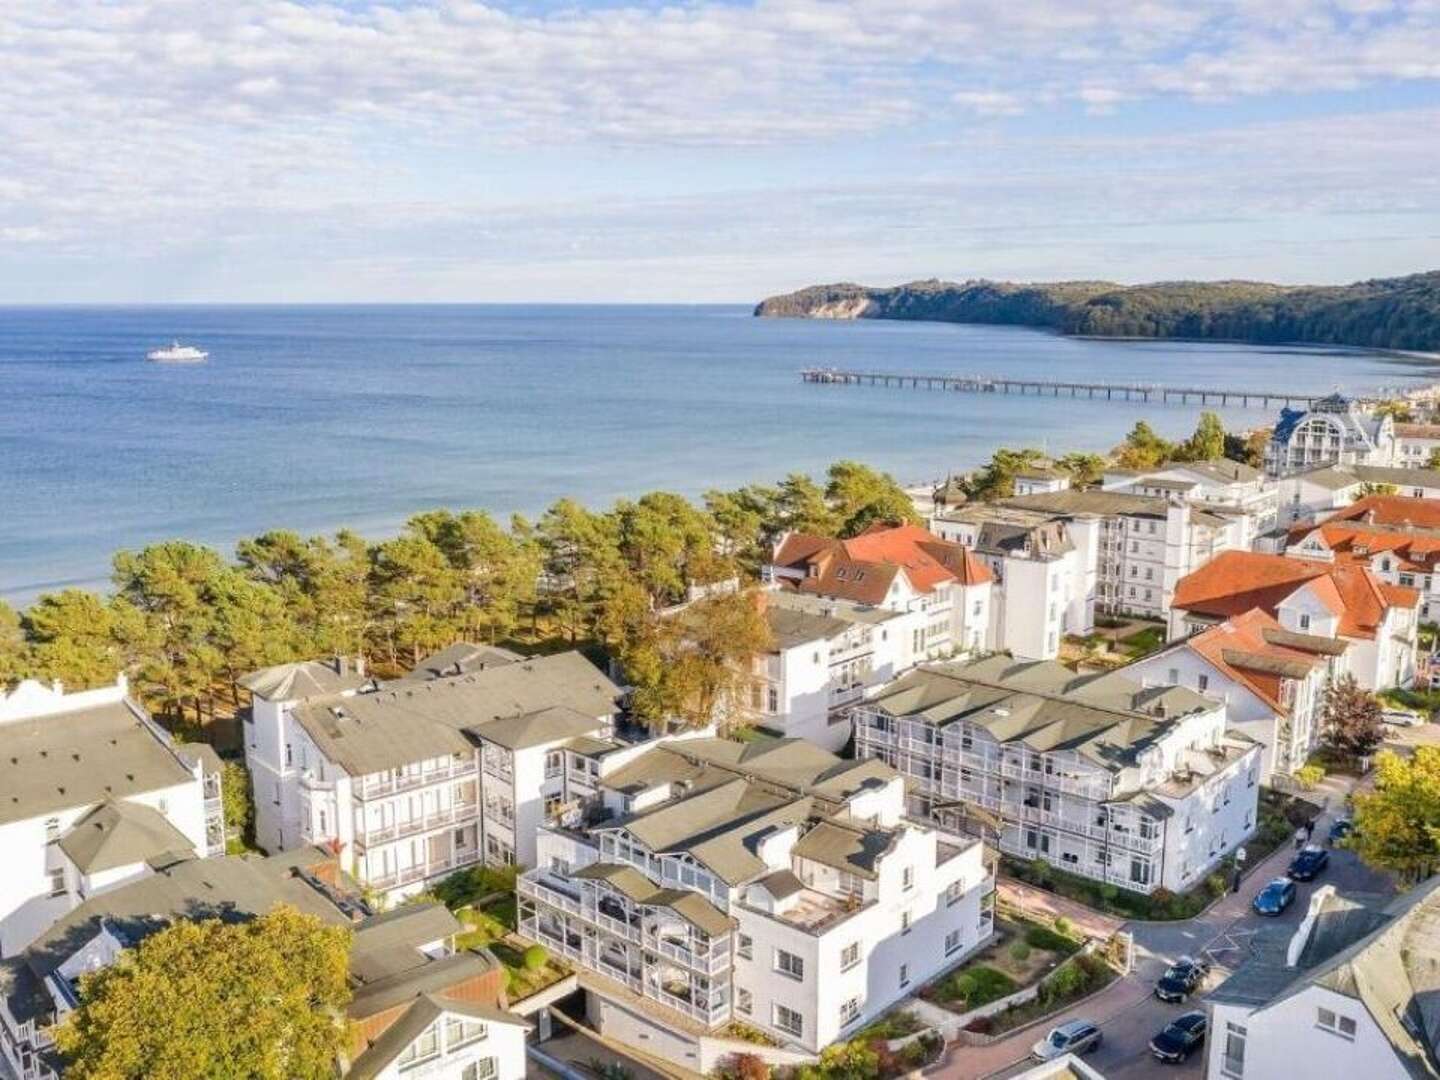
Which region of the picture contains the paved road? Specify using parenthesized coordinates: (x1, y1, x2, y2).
(934, 775, 1395, 1080)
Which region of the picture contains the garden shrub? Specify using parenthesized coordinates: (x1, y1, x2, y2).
(1008, 940, 1031, 963)
(522, 944, 548, 971)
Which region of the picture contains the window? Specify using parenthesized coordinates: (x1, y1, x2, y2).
(45, 817, 60, 842)
(446, 1016, 488, 1049)
(774, 1004, 803, 1037)
(899, 963, 910, 988)
(48, 869, 66, 897)
(902, 866, 914, 891)
(1198, 674, 1209, 692)
(946, 879, 965, 906)
(901, 910, 912, 935)
(840, 941, 860, 971)
(1299, 613, 1311, 630)
(545, 750, 562, 777)
(1222, 1021, 1247, 1078)
(775, 948, 804, 981)
(284, 743, 293, 767)
(461, 1060, 497, 1080)
(840, 995, 862, 1026)
(945, 929, 962, 955)
(837, 870, 863, 896)
(737, 934, 752, 960)
(549, 855, 570, 876)
(767, 687, 779, 713)
(1317, 1007, 1356, 1040)
(397, 1022, 440, 1069)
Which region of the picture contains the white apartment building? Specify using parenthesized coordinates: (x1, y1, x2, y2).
(0, 676, 220, 957)
(753, 591, 907, 752)
(1205, 877, 1440, 1080)
(929, 507, 1093, 661)
(1265, 394, 1397, 476)
(1102, 459, 1280, 548)
(241, 647, 623, 900)
(1127, 610, 1346, 783)
(1170, 550, 1419, 691)
(0, 849, 529, 1080)
(515, 737, 993, 1072)
(1395, 421, 1440, 467)
(852, 656, 1262, 896)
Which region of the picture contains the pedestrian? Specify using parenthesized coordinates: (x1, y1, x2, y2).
(1305, 819, 1315, 842)
(1294, 827, 1305, 850)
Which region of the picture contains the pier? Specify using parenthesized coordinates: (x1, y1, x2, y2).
(799, 369, 1346, 409)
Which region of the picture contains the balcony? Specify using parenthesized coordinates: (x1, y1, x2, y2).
(365, 850, 467, 892)
(353, 802, 479, 850)
(354, 760, 477, 800)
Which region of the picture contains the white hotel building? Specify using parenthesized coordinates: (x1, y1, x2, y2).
(515, 737, 993, 1073)
(852, 656, 1261, 896)
(0, 676, 222, 957)
(242, 646, 625, 899)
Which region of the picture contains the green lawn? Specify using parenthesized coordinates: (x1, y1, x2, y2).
(1120, 625, 1166, 657)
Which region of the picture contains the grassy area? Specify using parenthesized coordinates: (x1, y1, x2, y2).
(720, 1021, 779, 1047)
(1119, 625, 1166, 657)
(923, 917, 1080, 1012)
(454, 903, 511, 951)
(491, 941, 570, 1000)
(854, 1009, 924, 1041)
(1001, 788, 1321, 920)
(430, 864, 519, 910)
(1379, 687, 1440, 716)
(968, 953, 1118, 1037)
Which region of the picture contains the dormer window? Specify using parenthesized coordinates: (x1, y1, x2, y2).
(836, 568, 847, 580)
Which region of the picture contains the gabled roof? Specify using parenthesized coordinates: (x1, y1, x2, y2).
(57, 799, 195, 874)
(1328, 494, 1440, 531)
(474, 706, 605, 751)
(770, 523, 989, 605)
(237, 658, 368, 701)
(572, 863, 734, 936)
(0, 697, 197, 825)
(791, 820, 894, 881)
(1173, 551, 1415, 640)
(399, 642, 524, 682)
(347, 993, 530, 1080)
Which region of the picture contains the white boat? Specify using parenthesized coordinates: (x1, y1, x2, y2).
(146, 341, 209, 363)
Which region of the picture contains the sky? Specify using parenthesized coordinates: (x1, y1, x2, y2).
(2, 0, 1439, 303)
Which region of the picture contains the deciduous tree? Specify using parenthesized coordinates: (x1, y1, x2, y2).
(1350, 748, 1440, 884)
(54, 905, 351, 1080)
(1319, 674, 1385, 761)
(1174, 411, 1225, 462)
(825, 460, 919, 537)
(963, 447, 1047, 502)
(1114, 421, 1173, 469)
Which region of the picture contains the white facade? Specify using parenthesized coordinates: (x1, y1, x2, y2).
(1105, 461, 1280, 549)
(515, 741, 993, 1069)
(854, 659, 1261, 895)
(0, 677, 213, 956)
(1265, 395, 1396, 476)
(363, 1010, 528, 1080)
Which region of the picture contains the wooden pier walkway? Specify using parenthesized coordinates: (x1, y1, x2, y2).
(800, 369, 1341, 409)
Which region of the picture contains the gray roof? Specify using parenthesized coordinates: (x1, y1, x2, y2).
(1292, 464, 1364, 492)
(176, 741, 224, 775)
(347, 992, 529, 1080)
(399, 642, 524, 682)
(792, 820, 895, 881)
(0, 698, 197, 825)
(1002, 489, 1170, 520)
(1166, 459, 1262, 484)
(237, 657, 370, 701)
(572, 863, 734, 936)
(765, 589, 900, 626)
(1214, 878, 1440, 1078)
(349, 903, 460, 985)
(475, 706, 606, 751)
(754, 869, 805, 900)
(291, 651, 619, 775)
(1261, 626, 1350, 656)
(1353, 465, 1440, 489)
(866, 657, 1215, 774)
(766, 606, 850, 650)
(57, 799, 195, 874)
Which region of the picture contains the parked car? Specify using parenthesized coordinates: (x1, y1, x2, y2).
(1288, 845, 1330, 881)
(1031, 1019, 1103, 1061)
(1381, 708, 1424, 727)
(1253, 877, 1297, 916)
(1328, 818, 1355, 846)
(1154, 956, 1211, 1002)
(1150, 1011, 1208, 1063)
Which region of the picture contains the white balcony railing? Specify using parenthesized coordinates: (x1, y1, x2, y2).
(355, 760, 477, 800)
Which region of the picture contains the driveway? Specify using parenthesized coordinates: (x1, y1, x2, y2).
(931, 780, 1394, 1080)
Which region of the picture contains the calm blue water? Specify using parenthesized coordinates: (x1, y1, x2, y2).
(2, 304, 1435, 604)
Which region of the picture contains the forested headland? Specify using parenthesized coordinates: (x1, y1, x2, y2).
(755, 270, 1440, 353)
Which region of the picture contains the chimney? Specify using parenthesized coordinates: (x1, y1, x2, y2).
(334, 655, 348, 677)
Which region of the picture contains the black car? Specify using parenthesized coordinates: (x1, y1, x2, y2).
(1288, 845, 1330, 881)
(1329, 819, 1355, 845)
(1150, 1011, 1207, 1063)
(1154, 956, 1211, 1003)
(1253, 877, 1297, 916)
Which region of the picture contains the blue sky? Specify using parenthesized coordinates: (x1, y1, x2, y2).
(1, 0, 1438, 302)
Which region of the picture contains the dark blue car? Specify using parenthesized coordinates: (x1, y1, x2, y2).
(1253, 877, 1297, 916)
(1288, 846, 1330, 882)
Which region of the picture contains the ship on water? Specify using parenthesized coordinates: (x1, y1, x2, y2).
(146, 341, 208, 363)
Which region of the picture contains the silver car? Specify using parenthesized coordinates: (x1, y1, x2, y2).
(1032, 1019, 1103, 1061)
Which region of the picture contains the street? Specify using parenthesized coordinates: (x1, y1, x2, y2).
(934, 773, 1395, 1080)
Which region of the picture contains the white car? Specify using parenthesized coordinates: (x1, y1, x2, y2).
(1032, 1019, 1103, 1061)
(1381, 708, 1425, 727)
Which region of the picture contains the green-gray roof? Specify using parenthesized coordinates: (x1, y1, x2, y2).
(57, 799, 195, 874)
(398, 642, 525, 682)
(237, 657, 369, 701)
(0, 698, 198, 825)
(291, 651, 620, 775)
(475, 706, 606, 751)
(866, 657, 1216, 774)
(791, 821, 895, 881)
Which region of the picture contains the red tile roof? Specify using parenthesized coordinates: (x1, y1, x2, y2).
(1290, 521, 1440, 574)
(1184, 609, 1324, 714)
(1325, 494, 1440, 530)
(1173, 550, 1416, 641)
(770, 524, 991, 606)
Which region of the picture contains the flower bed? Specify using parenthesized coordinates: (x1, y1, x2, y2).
(922, 917, 1080, 1012)
(967, 951, 1118, 1038)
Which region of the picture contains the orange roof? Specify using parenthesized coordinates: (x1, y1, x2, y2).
(771, 524, 991, 606)
(1326, 494, 1440, 530)
(1184, 609, 1323, 715)
(1290, 521, 1440, 574)
(1173, 550, 1414, 641)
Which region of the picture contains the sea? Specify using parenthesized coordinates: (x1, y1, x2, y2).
(2, 304, 1436, 606)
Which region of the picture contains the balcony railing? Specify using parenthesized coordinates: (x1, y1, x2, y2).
(354, 802, 479, 850)
(365, 851, 467, 891)
(354, 760, 477, 800)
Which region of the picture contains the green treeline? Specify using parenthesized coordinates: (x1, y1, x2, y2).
(755, 270, 1440, 352)
(0, 462, 918, 732)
